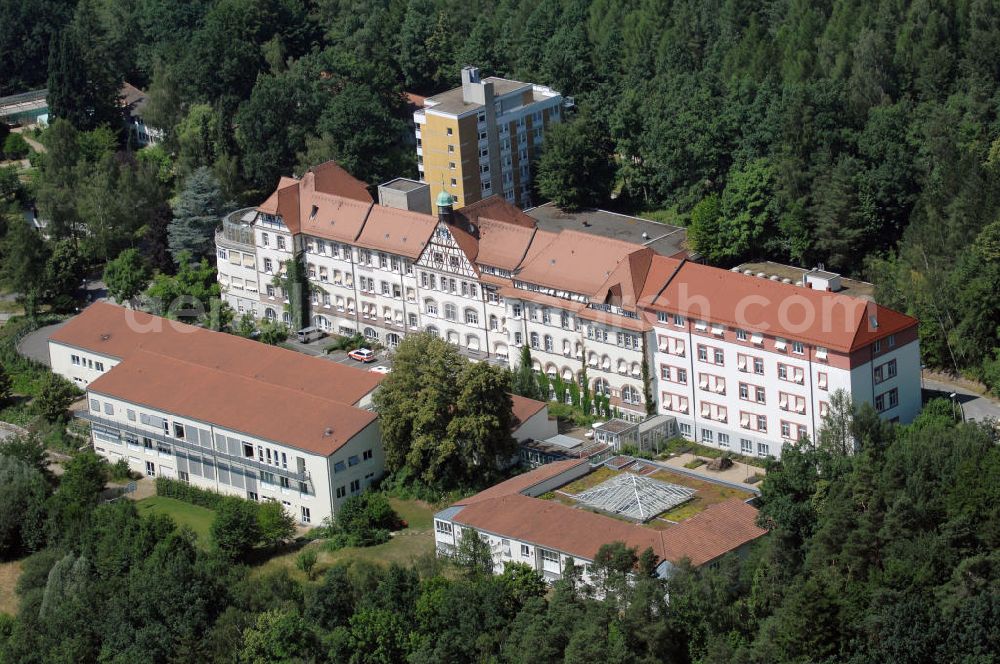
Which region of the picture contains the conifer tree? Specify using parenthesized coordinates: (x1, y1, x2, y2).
(168, 167, 227, 264)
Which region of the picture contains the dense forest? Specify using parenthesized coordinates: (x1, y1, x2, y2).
(0, 400, 996, 663)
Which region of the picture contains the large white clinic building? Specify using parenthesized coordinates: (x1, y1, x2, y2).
(217, 161, 922, 458)
(48, 302, 386, 525)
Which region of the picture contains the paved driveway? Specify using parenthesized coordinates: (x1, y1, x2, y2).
(281, 337, 393, 371)
(922, 378, 1000, 423)
(16, 320, 68, 366)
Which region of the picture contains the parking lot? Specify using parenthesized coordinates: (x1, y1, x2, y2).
(281, 336, 394, 373)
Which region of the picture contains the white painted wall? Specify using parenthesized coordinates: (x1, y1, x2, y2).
(48, 341, 120, 387)
(85, 390, 384, 525)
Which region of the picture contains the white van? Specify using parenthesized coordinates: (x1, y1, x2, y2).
(296, 326, 324, 343)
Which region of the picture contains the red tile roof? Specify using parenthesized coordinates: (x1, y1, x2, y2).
(259, 162, 373, 238)
(308, 160, 373, 203)
(354, 205, 436, 259)
(448, 456, 766, 566)
(452, 492, 765, 565)
(510, 394, 548, 428)
(88, 351, 377, 456)
(473, 219, 539, 270)
(641, 260, 918, 352)
(456, 195, 537, 229)
(515, 230, 649, 298)
(50, 303, 383, 406)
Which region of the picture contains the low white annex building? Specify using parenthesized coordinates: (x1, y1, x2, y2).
(48, 302, 386, 525)
(434, 460, 767, 583)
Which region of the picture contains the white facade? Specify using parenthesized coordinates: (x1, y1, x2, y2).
(85, 390, 383, 524)
(651, 313, 921, 459)
(49, 342, 119, 387)
(434, 519, 601, 584)
(217, 164, 923, 459)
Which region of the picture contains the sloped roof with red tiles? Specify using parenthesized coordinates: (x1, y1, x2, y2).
(657, 498, 767, 566)
(515, 230, 648, 297)
(473, 219, 539, 271)
(511, 394, 548, 428)
(447, 223, 482, 274)
(88, 351, 377, 456)
(310, 161, 373, 203)
(354, 205, 437, 259)
(49, 303, 383, 406)
(456, 195, 537, 229)
(258, 177, 299, 218)
(451, 492, 765, 565)
(642, 260, 917, 352)
(592, 247, 655, 307)
(258, 162, 373, 239)
(299, 193, 372, 244)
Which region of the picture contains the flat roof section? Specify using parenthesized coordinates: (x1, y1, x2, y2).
(380, 178, 426, 193)
(526, 202, 691, 259)
(734, 261, 875, 300)
(424, 76, 534, 116)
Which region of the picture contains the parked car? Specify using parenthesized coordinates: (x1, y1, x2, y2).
(296, 326, 325, 343)
(347, 348, 377, 363)
(369, 365, 391, 374)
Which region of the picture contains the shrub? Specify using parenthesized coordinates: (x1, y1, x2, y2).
(33, 373, 81, 423)
(258, 499, 295, 546)
(108, 458, 133, 481)
(212, 499, 262, 560)
(2, 133, 30, 160)
(327, 492, 402, 548)
(296, 548, 319, 580)
(155, 476, 230, 510)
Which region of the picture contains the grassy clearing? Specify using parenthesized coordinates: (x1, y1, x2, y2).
(0, 559, 23, 615)
(136, 496, 216, 545)
(558, 466, 619, 494)
(651, 468, 752, 520)
(253, 498, 437, 582)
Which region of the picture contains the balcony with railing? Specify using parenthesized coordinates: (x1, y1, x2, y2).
(216, 208, 257, 250)
(78, 411, 313, 487)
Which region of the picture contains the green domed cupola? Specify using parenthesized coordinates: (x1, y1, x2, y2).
(436, 189, 455, 224)
(436, 190, 454, 209)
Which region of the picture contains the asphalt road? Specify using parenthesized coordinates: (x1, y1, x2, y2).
(922, 378, 1000, 423)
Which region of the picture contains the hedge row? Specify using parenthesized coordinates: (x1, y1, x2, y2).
(155, 476, 245, 511)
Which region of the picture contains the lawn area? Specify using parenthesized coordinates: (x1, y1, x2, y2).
(0, 560, 21, 615)
(253, 498, 437, 582)
(0, 560, 23, 615)
(135, 496, 216, 545)
(557, 466, 620, 494)
(650, 469, 753, 521)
